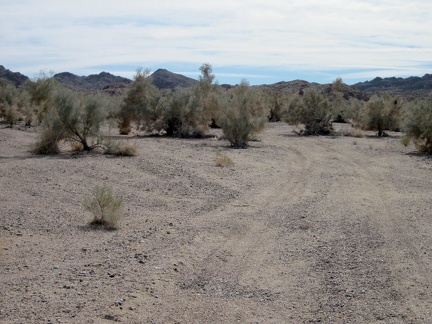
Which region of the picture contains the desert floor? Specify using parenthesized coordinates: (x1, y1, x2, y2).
(1, 122, 432, 323)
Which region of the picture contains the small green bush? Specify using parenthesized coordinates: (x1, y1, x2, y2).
(83, 186, 123, 230)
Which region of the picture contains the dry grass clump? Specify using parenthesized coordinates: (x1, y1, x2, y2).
(32, 129, 64, 154)
(105, 140, 139, 156)
(339, 128, 364, 138)
(83, 186, 123, 230)
(400, 135, 411, 147)
(70, 141, 84, 152)
(215, 151, 234, 167)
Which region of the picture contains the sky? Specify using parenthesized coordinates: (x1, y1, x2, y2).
(1, 0, 431, 85)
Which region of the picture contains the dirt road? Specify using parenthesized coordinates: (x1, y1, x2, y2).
(1, 122, 431, 323)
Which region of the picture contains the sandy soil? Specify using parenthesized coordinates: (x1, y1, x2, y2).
(1, 122, 432, 323)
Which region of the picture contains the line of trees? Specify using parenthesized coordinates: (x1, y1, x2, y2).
(1, 64, 432, 154)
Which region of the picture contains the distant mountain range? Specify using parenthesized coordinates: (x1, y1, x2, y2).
(1, 64, 431, 98)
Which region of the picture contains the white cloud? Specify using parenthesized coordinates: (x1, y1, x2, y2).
(1, 0, 431, 83)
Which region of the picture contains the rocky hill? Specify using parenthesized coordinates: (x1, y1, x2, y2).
(149, 69, 198, 89)
(353, 74, 432, 97)
(0, 65, 30, 87)
(53, 71, 132, 91)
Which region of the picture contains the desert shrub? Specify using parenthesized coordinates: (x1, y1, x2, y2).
(345, 98, 365, 127)
(359, 93, 403, 136)
(157, 87, 197, 137)
(157, 63, 221, 137)
(218, 80, 269, 148)
(402, 97, 432, 153)
(329, 77, 349, 123)
(32, 120, 65, 154)
(3, 105, 22, 127)
(0, 79, 39, 127)
(266, 90, 290, 122)
(26, 74, 58, 123)
(215, 151, 234, 167)
(105, 140, 139, 156)
(285, 88, 333, 135)
(16, 90, 35, 126)
(83, 186, 123, 229)
(0, 79, 17, 105)
(34, 89, 108, 154)
(0, 80, 26, 126)
(119, 64, 221, 137)
(118, 69, 161, 135)
(196, 63, 221, 122)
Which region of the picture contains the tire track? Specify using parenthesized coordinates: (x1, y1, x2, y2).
(169, 132, 324, 321)
(309, 140, 432, 322)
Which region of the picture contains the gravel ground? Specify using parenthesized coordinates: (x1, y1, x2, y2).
(1, 122, 432, 323)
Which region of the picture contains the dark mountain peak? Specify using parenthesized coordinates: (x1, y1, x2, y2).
(154, 68, 169, 73)
(55, 71, 76, 78)
(0, 65, 30, 87)
(53, 71, 131, 91)
(150, 69, 198, 89)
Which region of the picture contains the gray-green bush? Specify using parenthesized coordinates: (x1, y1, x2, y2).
(359, 93, 403, 136)
(26, 73, 58, 123)
(34, 88, 108, 154)
(119, 64, 221, 137)
(285, 88, 333, 135)
(266, 90, 290, 122)
(0, 80, 18, 125)
(118, 64, 222, 137)
(117, 69, 161, 135)
(158, 63, 221, 137)
(402, 97, 432, 153)
(218, 80, 269, 148)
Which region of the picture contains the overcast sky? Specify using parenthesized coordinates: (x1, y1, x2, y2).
(1, 0, 431, 85)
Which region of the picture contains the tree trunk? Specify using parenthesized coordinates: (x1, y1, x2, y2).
(377, 120, 383, 137)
